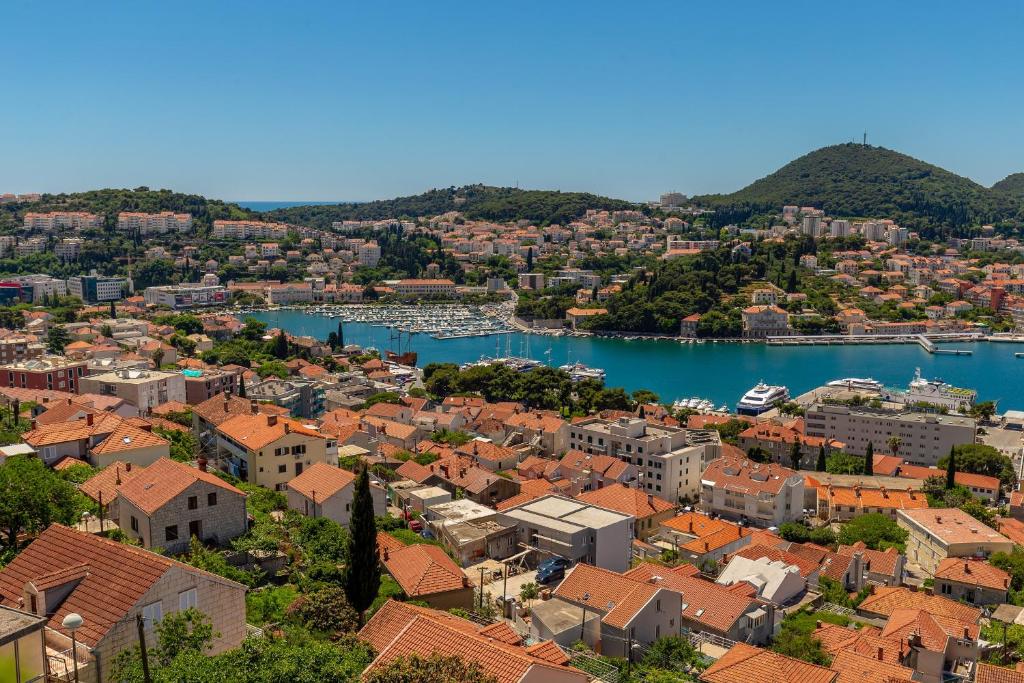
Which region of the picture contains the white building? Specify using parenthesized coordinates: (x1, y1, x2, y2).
(117, 212, 192, 234)
(143, 283, 229, 309)
(716, 554, 806, 604)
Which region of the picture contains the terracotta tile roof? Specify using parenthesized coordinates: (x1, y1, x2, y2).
(394, 459, 432, 483)
(820, 484, 927, 512)
(702, 456, 800, 496)
(554, 563, 662, 629)
(286, 462, 355, 501)
(558, 449, 631, 480)
(80, 461, 146, 505)
(998, 517, 1024, 546)
(51, 456, 86, 471)
(524, 639, 570, 665)
(35, 399, 98, 426)
(898, 508, 1011, 546)
(975, 663, 1024, 683)
(116, 458, 243, 515)
(217, 413, 323, 451)
(700, 643, 838, 683)
(625, 562, 756, 633)
(376, 532, 406, 557)
(192, 393, 288, 427)
(829, 649, 914, 683)
(22, 413, 124, 448)
(381, 542, 467, 598)
(661, 512, 752, 554)
(363, 612, 587, 683)
(90, 423, 169, 456)
(358, 599, 480, 651)
(836, 543, 902, 578)
(895, 464, 999, 491)
(576, 483, 674, 518)
(150, 400, 190, 415)
(934, 557, 1010, 591)
(505, 411, 567, 434)
(880, 608, 978, 651)
(477, 621, 523, 645)
(362, 415, 418, 441)
(812, 623, 907, 664)
(732, 544, 820, 578)
(0, 524, 242, 647)
(858, 587, 981, 623)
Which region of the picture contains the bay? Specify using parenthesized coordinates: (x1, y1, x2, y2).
(247, 309, 1024, 410)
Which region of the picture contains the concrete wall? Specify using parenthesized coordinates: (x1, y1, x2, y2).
(119, 480, 247, 554)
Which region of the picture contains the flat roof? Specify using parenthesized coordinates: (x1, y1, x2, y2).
(898, 508, 1012, 546)
(507, 494, 632, 531)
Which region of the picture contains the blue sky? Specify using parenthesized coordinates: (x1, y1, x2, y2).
(2, 1, 1022, 202)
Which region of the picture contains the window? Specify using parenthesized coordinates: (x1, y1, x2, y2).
(179, 588, 197, 611)
(208, 492, 217, 506)
(142, 601, 163, 626)
(165, 525, 179, 542)
(278, 464, 287, 473)
(188, 496, 198, 510)
(130, 516, 139, 532)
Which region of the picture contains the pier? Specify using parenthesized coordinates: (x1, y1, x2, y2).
(766, 332, 984, 348)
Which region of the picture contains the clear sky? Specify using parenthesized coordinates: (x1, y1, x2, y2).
(3, 1, 1023, 202)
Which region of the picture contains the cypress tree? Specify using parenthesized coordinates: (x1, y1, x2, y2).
(786, 268, 797, 293)
(526, 248, 533, 271)
(789, 439, 802, 470)
(816, 444, 826, 472)
(946, 446, 956, 489)
(274, 330, 288, 359)
(864, 441, 874, 476)
(109, 300, 116, 319)
(344, 465, 380, 624)
(337, 321, 344, 349)
(237, 375, 246, 399)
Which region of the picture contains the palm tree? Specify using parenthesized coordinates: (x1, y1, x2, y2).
(886, 437, 902, 458)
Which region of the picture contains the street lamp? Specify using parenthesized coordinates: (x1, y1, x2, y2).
(62, 612, 84, 683)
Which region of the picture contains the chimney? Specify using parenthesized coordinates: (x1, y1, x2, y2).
(284, 423, 290, 435)
(197, 457, 208, 472)
(877, 647, 884, 661)
(30, 419, 36, 430)
(647, 494, 654, 506)
(382, 548, 389, 561)
(703, 541, 709, 552)
(86, 413, 94, 426)
(139, 423, 152, 432)
(223, 398, 230, 412)
(250, 400, 258, 415)
(964, 561, 970, 573)
(963, 627, 970, 639)
(816, 620, 822, 629)
(267, 415, 278, 427)
(125, 462, 132, 472)
(115, 465, 121, 485)
(66, 397, 73, 405)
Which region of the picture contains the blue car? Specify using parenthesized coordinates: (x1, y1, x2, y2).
(536, 564, 565, 584)
(538, 557, 571, 572)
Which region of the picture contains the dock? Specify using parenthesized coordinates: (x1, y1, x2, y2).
(766, 332, 983, 349)
(915, 335, 971, 355)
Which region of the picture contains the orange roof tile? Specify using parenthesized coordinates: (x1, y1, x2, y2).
(116, 458, 243, 515)
(829, 649, 914, 683)
(858, 586, 981, 623)
(700, 643, 838, 683)
(286, 462, 355, 501)
(217, 412, 323, 450)
(934, 557, 1010, 591)
(381, 542, 467, 598)
(576, 483, 674, 518)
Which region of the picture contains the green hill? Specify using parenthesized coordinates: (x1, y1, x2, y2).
(265, 184, 638, 227)
(992, 173, 1024, 199)
(694, 144, 1021, 234)
(0, 187, 253, 232)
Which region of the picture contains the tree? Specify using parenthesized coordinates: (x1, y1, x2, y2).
(343, 465, 380, 623)
(786, 268, 797, 293)
(152, 348, 165, 369)
(0, 456, 83, 549)
(337, 321, 344, 348)
(286, 586, 358, 634)
(886, 437, 901, 459)
(939, 443, 1015, 489)
(46, 325, 70, 354)
(364, 653, 498, 683)
(826, 451, 864, 475)
(519, 581, 539, 610)
(837, 513, 908, 552)
(237, 375, 247, 398)
(969, 400, 997, 422)
(109, 300, 117, 319)
(816, 445, 826, 472)
(641, 635, 705, 674)
(864, 441, 874, 476)
(945, 445, 956, 490)
(525, 247, 533, 271)
(789, 439, 802, 470)
(274, 329, 289, 359)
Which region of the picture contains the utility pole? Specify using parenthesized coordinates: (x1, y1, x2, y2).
(479, 567, 485, 610)
(136, 614, 152, 683)
(626, 634, 633, 677)
(502, 562, 508, 611)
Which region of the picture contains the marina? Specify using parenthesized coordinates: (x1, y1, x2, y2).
(247, 308, 1024, 410)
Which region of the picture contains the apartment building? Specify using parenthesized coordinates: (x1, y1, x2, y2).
(247, 378, 324, 418)
(214, 412, 331, 490)
(805, 403, 976, 466)
(55, 237, 84, 262)
(22, 211, 101, 231)
(700, 456, 805, 527)
(518, 272, 545, 290)
(568, 416, 719, 502)
(265, 281, 313, 304)
(1, 356, 88, 393)
(897, 508, 1013, 574)
(67, 273, 129, 303)
(182, 367, 238, 405)
(15, 237, 47, 256)
(497, 494, 635, 572)
(0, 337, 43, 365)
(79, 368, 186, 411)
(143, 283, 228, 309)
(7, 274, 66, 303)
(392, 278, 456, 298)
(117, 211, 192, 234)
(211, 220, 289, 240)
(357, 241, 381, 266)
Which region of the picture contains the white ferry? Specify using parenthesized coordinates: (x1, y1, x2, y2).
(899, 368, 976, 412)
(736, 383, 789, 416)
(558, 362, 606, 382)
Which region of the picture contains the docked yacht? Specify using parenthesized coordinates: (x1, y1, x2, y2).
(736, 383, 789, 416)
(826, 377, 883, 392)
(558, 362, 606, 382)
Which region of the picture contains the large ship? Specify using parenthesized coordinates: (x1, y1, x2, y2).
(558, 362, 606, 382)
(736, 383, 789, 416)
(899, 368, 977, 412)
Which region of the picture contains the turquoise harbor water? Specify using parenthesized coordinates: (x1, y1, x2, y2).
(234, 200, 345, 211)
(248, 309, 1024, 410)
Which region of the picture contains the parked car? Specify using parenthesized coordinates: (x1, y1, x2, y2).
(409, 519, 423, 532)
(537, 556, 571, 572)
(536, 564, 565, 585)
(419, 528, 435, 540)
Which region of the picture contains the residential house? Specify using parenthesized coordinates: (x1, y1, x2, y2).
(700, 643, 838, 683)
(377, 533, 474, 610)
(285, 462, 387, 526)
(557, 449, 637, 494)
(700, 457, 805, 527)
(576, 483, 675, 539)
(655, 512, 754, 567)
(213, 412, 331, 491)
(78, 369, 186, 412)
(0, 525, 246, 683)
(22, 413, 170, 468)
(716, 552, 807, 605)
(504, 411, 569, 457)
(933, 558, 1010, 606)
(117, 458, 248, 554)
